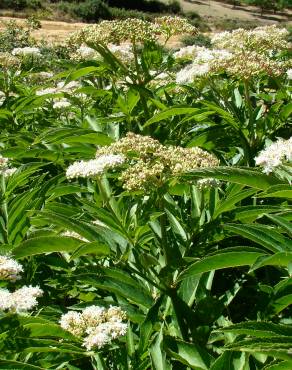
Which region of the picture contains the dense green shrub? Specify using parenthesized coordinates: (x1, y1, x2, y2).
(108, 7, 156, 21)
(58, 0, 111, 21)
(73, 0, 111, 21)
(105, 0, 181, 13)
(0, 0, 41, 10)
(0, 19, 35, 51)
(181, 33, 212, 47)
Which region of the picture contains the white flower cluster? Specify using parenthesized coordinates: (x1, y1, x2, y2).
(211, 25, 289, 53)
(66, 154, 125, 179)
(175, 46, 232, 83)
(53, 98, 71, 110)
(0, 155, 17, 178)
(287, 69, 292, 80)
(71, 43, 134, 63)
(60, 305, 127, 350)
(108, 43, 134, 63)
(197, 178, 221, 190)
(72, 45, 100, 61)
(12, 47, 41, 57)
(0, 255, 23, 281)
(0, 285, 43, 313)
(36, 80, 81, 97)
(255, 137, 292, 174)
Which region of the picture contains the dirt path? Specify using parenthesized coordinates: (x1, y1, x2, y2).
(164, 0, 291, 24)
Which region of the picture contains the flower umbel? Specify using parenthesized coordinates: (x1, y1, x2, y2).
(60, 305, 127, 350)
(255, 137, 292, 174)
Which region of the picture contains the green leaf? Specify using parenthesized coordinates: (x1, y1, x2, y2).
(178, 251, 264, 281)
(12, 236, 82, 258)
(144, 107, 200, 127)
(260, 185, 292, 199)
(224, 224, 292, 253)
(164, 336, 213, 370)
(263, 361, 292, 369)
(186, 167, 281, 190)
(225, 337, 292, 361)
(70, 242, 110, 259)
(217, 321, 292, 338)
(265, 214, 292, 238)
(250, 252, 292, 272)
(0, 361, 44, 369)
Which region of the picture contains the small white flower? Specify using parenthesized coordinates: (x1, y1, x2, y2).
(197, 178, 221, 190)
(0, 255, 23, 281)
(66, 154, 125, 179)
(0, 155, 9, 169)
(83, 306, 106, 328)
(0, 285, 43, 313)
(176, 63, 209, 84)
(287, 69, 292, 80)
(53, 98, 71, 110)
(36, 87, 58, 96)
(0, 289, 13, 311)
(2, 167, 17, 177)
(38, 72, 54, 79)
(12, 47, 41, 57)
(60, 311, 85, 337)
(255, 137, 292, 173)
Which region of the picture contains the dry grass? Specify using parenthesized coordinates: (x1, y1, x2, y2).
(0, 17, 87, 43)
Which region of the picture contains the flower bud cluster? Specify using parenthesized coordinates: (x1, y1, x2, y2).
(0, 52, 20, 69)
(255, 137, 292, 174)
(176, 47, 286, 82)
(0, 255, 23, 282)
(154, 16, 197, 40)
(0, 285, 43, 313)
(197, 178, 221, 190)
(60, 305, 127, 350)
(214, 50, 285, 79)
(96, 132, 219, 191)
(68, 17, 196, 47)
(211, 25, 289, 54)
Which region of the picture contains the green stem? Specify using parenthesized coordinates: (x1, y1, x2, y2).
(159, 198, 171, 266)
(244, 79, 255, 153)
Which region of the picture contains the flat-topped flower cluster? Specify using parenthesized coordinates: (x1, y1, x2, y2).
(68, 17, 197, 47)
(255, 137, 292, 174)
(60, 305, 127, 350)
(66, 133, 218, 191)
(175, 25, 290, 83)
(0, 255, 43, 313)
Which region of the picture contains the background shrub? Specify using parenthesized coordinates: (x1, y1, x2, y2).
(181, 33, 212, 47)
